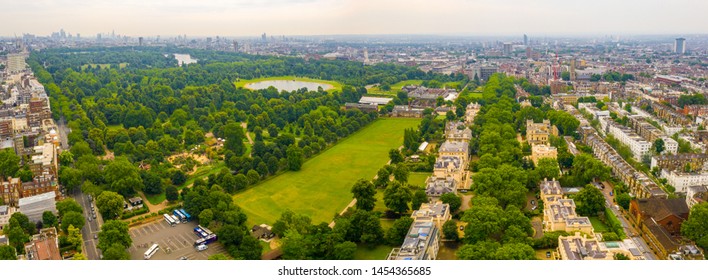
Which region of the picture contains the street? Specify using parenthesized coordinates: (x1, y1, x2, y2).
(600, 181, 656, 260)
(72, 189, 103, 260)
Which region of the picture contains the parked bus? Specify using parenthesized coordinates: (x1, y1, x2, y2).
(198, 225, 213, 236)
(194, 234, 218, 246)
(179, 209, 191, 221)
(144, 243, 160, 259)
(163, 214, 176, 227)
(171, 214, 180, 224)
(173, 210, 187, 223)
(194, 227, 208, 238)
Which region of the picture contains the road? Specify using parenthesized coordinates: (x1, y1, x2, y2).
(72, 189, 103, 260)
(599, 181, 656, 260)
(56, 116, 70, 150)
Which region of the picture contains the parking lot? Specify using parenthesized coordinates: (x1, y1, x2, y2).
(128, 219, 227, 260)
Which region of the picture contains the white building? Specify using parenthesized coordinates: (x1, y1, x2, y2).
(18, 192, 57, 223)
(660, 170, 708, 194)
(686, 186, 708, 208)
(662, 137, 678, 155)
(608, 123, 651, 161)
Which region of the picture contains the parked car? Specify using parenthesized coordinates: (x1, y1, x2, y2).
(546, 251, 551, 258)
(530, 200, 536, 205)
(196, 244, 208, 251)
(94, 234, 98, 239)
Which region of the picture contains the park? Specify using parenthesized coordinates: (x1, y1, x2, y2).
(233, 118, 421, 226)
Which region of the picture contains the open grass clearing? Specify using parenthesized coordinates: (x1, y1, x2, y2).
(233, 118, 421, 226)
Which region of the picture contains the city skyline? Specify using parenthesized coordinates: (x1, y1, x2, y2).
(3, 0, 708, 37)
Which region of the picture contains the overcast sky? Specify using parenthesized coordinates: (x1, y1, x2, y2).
(2, 0, 707, 37)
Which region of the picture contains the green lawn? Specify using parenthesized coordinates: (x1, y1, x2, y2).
(408, 172, 430, 188)
(234, 76, 343, 92)
(233, 118, 421, 226)
(589, 216, 610, 232)
(354, 244, 394, 260)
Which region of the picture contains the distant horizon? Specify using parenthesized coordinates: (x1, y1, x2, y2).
(3, 0, 708, 38)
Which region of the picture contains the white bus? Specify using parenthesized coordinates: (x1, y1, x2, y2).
(163, 214, 176, 226)
(171, 214, 180, 224)
(144, 243, 160, 259)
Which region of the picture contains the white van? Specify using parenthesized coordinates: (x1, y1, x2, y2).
(196, 244, 208, 251)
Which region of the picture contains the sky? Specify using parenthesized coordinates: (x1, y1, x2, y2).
(2, 0, 708, 37)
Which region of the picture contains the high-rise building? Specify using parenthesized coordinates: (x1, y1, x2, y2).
(674, 38, 686, 54)
(262, 33, 267, 41)
(138, 37, 144, 46)
(6, 53, 27, 74)
(503, 43, 512, 56)
(524, 34, 528, 46)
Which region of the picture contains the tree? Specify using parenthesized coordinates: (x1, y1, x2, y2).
(246, 169, 260, 185)
(103, 157, 143, 197)
(574, 185, 606, 216)
(6, 225, 29, 254)
(495, 243, 536, 260)
(16, 167, 33, 182)
(614, 253, 630, 260)
(98, 220, 132, 252)
(286, 146, 304, 171)
(272, 209, 312, 237)
(351, 179, 376, 211)
(222, 122, 246, 156)
(96, 191, 125, 220)
(616, 193, 631, 210)
(392, 164, 409, 182)
(233, 173, 248, 191)
(42, 211, 58, 228)
(681, 202, 708, 249)
(59, 167, 82, 191)
(456, 241, 501, 260)
(411, 189, 428, 211)
(61, 211, 86, 233)
(440, 193, 462, 212)
(171, 170, 187, 186)
(142, 171, 164, 195)
(72, 253, 88, 260)
(653, 138, 665, 154)
(534, 158, 560, 181)
(8, 212, 34, 235)
(0, 245, 16, 260)
(332, 241, 357, 260)
(385, 216, 414, 245)
(165, 185, 179, 202)
(102, 243, 130, 260)
(0, 148, 20, 180)
(281, 230, 308, 260)
(56, 198, 83, 217)
(383, 181, 412, 214)
(388, 149, 404, 164)
(442, 220, 459, 241)
(374, 167, 391, 188)
(199, 209, 214, 226)
(235, 235, 263, 260)
(67, 225, 83, 252)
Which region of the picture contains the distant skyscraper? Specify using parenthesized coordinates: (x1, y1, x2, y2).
(262, 33, 267, 41)
(503, 43, 512, 56)
(233, 40, 239, 52)
(524, 34, 528, 46)
(138, 37, 144, 46)
(674, 38, 686, 54)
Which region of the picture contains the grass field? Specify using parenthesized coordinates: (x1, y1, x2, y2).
(233, 118, 421, 226)
(408, 172, 430, 187)
(589, 216, 610, 232)
(234, 76, 343, 92)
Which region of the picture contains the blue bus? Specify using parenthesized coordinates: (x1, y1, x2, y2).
(179, 209, 191, 221)
(194, 234, 218, 246)
(194, 227, 208, 238)
(173, 210, 187, 223)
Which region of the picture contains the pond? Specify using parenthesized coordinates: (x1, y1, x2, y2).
(244, 80, 333, 92)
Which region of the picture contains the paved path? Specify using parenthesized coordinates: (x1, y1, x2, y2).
(600, 181, 656, 260)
